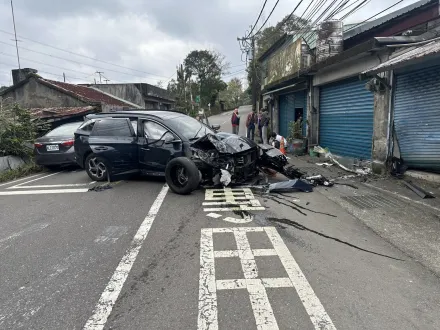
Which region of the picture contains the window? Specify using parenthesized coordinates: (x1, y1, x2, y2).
(167, 115, 214, 140)
(46, 122, 83, 136)
(143, 121, 169, 140)
(131, 120, 138, 135)
(78, 120, 95, 132)
(91, 118, 133, 137)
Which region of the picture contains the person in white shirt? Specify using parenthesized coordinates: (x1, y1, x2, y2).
(269, 132, 286, 149)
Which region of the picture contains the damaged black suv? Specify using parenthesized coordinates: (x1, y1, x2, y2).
(74, 111, 291, 194)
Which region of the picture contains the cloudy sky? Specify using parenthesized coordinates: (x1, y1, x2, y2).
(0, 0, 417, 87)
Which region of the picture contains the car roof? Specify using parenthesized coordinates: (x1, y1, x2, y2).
(86, 110, 185, 120)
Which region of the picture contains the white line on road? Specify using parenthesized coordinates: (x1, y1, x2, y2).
(264, 227, 336, 330)
(8, 171, 61, 188)
(0, 173, 42, 187)
(0, 188, 89, 195)
(10, 183, 92, 189)
(83, 184, 169, 330)
(198, 228, 218, 330)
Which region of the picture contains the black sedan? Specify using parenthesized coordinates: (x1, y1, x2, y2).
(34, 121, 83, 168)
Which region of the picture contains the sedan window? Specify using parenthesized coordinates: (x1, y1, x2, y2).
(91, 118, 134, 137)
(45, 122, 82, 136)
(144, 121, 169, 140)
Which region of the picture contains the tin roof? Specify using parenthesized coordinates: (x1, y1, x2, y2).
(31, 106, 97, 119)
(362, 38, 440, 75)
(41, 80, 132, 107)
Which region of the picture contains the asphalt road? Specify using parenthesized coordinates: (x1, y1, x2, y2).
(208, 105, 253, 137)
(1, 111, 440, 329)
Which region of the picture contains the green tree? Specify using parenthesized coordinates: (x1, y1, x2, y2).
(184, 50, 227, 107)
(219, 78, 245, 110)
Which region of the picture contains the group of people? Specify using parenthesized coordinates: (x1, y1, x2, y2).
(230, 108, 270, 144)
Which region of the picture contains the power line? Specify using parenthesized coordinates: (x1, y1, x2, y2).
(253, 0, 282, 36)
(0, 60, 86, 80)
(0, 29, 172, 79)
(0, 40, 167, 82)
(344, 0, 405, 33)
(247, 0, 269, 37)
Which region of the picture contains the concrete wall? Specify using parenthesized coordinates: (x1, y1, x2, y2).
(1, 77, 87, 108)
(92, 84, 145, 107)
(313, 53, 384, 86)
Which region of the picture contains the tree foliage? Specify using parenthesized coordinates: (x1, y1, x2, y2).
(168, 50, 228, 116)
(0, 104, 47, 157)
(218, 78, 248, 110)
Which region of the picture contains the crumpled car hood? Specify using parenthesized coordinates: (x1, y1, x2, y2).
(191, 133, 257, 154)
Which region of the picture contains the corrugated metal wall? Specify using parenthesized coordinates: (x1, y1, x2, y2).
(394, 64, 440, 171)
(279, 90, 307, 138)
(319, 78, 374, 159)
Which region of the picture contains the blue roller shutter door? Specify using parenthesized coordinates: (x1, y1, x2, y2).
(279, 91, 307, 138)
(394, 65, 440, 171)
(319, 78, 374, 159)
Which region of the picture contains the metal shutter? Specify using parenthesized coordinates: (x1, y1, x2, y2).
(279, 94, 295, 138)
(279, 91, 307, 138)
(394, 65, 440, 171)
(319, 78, 374, 159)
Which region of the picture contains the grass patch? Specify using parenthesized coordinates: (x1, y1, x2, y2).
(0, 162, 45, 184)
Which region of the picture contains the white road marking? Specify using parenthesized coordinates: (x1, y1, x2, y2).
(9, 171, 61, 188)
(264, 227, 336, 329)
(198, 228, 218, 330)
(198, 227, 336, 330)
(204, 188, 265, 212)
(0, 173, 42, 187)
(83, 184, 169, 330)
(206, 213, 223, 219)
(0, 188, 89, 195)
(0, 222, 50, 245)
(11, 183, 91, 189)
(94, 226, 129, 244)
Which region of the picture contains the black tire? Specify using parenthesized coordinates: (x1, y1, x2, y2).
(85, 154, 112, 182)
(165, 157, 200, 195)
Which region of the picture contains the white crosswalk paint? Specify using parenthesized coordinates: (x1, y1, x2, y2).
(197, 226, 336, 330)
(203, 188, 265, 212)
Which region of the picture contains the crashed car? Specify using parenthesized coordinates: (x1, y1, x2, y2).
(74, 110, 297, 194)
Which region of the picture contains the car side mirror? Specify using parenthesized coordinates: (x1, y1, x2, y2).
(164, 132, 175, 143)
(212, 124, 220, 132)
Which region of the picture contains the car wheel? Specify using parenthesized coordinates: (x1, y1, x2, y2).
(85, 154, 111, 182)
(165, 157, 200, 195)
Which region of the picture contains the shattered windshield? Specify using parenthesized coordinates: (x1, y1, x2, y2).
(167, 115, 214, 140)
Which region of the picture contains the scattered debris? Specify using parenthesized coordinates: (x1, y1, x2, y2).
(268, 179, 313, 193)
(313, 145, 372, 175)
(391, 157, 408, 178)
(316, 162, 333, 167)
(220, 169, 231, 186)
(402, 181, 435, 199)
(89, 183, 113, 192)
(306, 175, 334, 187)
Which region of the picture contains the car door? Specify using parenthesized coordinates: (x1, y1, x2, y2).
(138, 120, 182, 173)
(88, 118, 138, 174)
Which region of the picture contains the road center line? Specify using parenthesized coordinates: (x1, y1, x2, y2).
(83, 184, 169, 330)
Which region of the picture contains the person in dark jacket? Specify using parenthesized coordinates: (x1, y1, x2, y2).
(246, 111, 256, 140)
(231, 108, 240, 135)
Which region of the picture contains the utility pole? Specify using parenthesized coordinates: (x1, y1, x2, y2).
(95, 71, 104, 84)
(63, 72, 66, 82)
(104, 79, 110, 84)
(237, 34, 257, 111)
(10, 0, 21, 71)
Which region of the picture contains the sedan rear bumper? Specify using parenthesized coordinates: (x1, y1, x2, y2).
(34, 150, 76, 166)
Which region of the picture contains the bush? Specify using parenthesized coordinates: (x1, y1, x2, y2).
(0, 104, 48, 157)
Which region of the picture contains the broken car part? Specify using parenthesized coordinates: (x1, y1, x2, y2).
(268, 179, 314, 193)
(402, 181, 435, 199)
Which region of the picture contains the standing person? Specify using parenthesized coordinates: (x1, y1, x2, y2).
(261, 109, 270, 144)
(246, 111, 256, 140)
(231, 108, 240, 135)
(257, 110, 263, 143)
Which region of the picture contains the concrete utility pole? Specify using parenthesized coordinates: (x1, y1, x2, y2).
(63, 72, 66, 82)
(237, 35, 257, 112)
